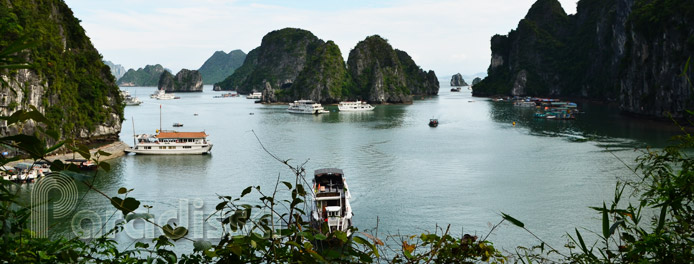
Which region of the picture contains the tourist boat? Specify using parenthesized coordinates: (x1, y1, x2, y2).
(125, 130, 213, 155)
(428, 118, 439, 127)
(124, 96, 143, 106)
(338, 101, 374, 112)
(287, 100, 329, 114)
(64, 159, 98, 171)
(246, 92, 262, 99)
(151, 90, 176, 100)
(173, 123, 183, 127)
(311, 168, 353, 234)
(450, 87, 461, 92)
(3, 163, 51, 183)
(513, 100, 536, 107)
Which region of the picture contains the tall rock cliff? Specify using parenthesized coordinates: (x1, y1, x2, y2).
(198, 49, 246, 84)
(450, 73, 468, 86)
(214, 28, 324, 95)
(347, 35, 439, 103)
(215, 29, 437, 104)
(158, 69, 203, 92)
(474, 0, 694, 118)
(0, 0, 123, 143)
(117, 64, 167, 87)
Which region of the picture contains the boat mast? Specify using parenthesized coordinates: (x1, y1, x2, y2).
(159, 104, 162, 132)
(131, 116, 136, 147)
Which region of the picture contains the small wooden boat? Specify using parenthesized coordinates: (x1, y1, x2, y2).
(173, 123, 183, 127)
(429, 118, 439, 127)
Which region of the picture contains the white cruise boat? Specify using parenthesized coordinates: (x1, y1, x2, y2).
(338, 101, 374, 112)
(125, 130, 213, 155)
(246, 92, 262, 99)
(287, 100, 329, 114)
(311, 168, 352, 234)
(151, 90, 176, 100)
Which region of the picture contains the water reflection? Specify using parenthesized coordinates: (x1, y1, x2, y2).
(488, 100, 682, 148)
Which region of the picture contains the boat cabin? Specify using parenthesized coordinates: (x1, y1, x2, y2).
(312, 168, 352, 233)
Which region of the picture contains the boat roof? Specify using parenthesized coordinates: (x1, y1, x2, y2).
(314, 168, 344, 177)
(156, 131, 207, 139)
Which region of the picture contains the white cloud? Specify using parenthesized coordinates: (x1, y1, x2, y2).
(66, 0, 578, 77)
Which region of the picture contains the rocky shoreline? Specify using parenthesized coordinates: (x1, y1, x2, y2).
(4, 141, 129, 168)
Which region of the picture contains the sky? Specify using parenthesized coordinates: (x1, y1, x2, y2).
(64, 0, 577, 78)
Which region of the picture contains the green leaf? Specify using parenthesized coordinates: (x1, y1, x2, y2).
(110, 197, 140, 216)
(501, 212, 525, 228)
(162, 224, 188, 241)
(241, 186, 252, 197)
(98, 162, 111, 172)
(215, 201, 227, 211)
(314, 233, 327, 240)
(575, 228, 588, 254)
(193, 239, 212, 252)
(96, 150, 111, 157)
(656, 204, 667, 233)
(118, 187, 128, 194)
(602, 202, 609, 239)
(281, 181, 292, 189)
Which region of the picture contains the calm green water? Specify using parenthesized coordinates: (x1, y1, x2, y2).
(21, 85, 681, 253)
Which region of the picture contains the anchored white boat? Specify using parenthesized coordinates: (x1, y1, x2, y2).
(246, 92, 262, 99)
(125, 131, 213, 155)
(151, 90, 176, 100)
(311, 168, 353, 234)
(287, 100, 329, 114)
(338, 101, 374, 112)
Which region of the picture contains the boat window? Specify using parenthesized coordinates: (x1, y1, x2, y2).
(183, 146, 191, 149)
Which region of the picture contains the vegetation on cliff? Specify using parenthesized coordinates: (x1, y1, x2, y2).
(215, 29, 438, 103)
(117, 64, 167, 87)
(158, 69, 203, 92)
(474, 0, 694, 118)
(198, 49, 246, 84)
(0, 0, 123, 141)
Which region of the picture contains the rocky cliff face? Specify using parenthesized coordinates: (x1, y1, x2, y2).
(474, 0, 694, 118)
(216, 29, 437, 104)
(118, 64, 167, 87)
(215, 28, 324, 95)
(347, 35, 439, 103)
(450, 73, 468, 86)
(198, 49, 246, 84)
(471, 77, 482, 86)
(158, 69, 203, 92)
(0, 0, 123, 143)
(104, 60, 126, 80)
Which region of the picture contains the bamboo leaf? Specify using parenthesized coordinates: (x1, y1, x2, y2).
(501, 212, 525, 228)
(656, 204, 667, 233)
(602, 202, 609, 239)
(575, 228, 588, 254)
(241, 186, 252, 197)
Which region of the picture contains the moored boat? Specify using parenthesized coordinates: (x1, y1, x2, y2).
(246, 92, 262, 99)
(151, 90, 176, 100)
(311, 168, 352, 234)
(173, 123, 183, 127)
(287, 100, 329, 114)
(429, 118, 439, 127)
(338, 101, 374, 112)
(125, 131, 213, 155)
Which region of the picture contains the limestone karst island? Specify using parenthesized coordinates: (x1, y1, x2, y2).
(1, 0, 693, 263)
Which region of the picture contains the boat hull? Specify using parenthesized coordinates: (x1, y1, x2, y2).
(124, 144, 213, 155)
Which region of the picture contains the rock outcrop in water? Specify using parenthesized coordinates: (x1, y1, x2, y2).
(473, 0, 694, 118)
(0, 0, 123, 143)
(450, 73, 468, 87)
(472, 77, 482, 86)
(214, 28, 438, 103)
(347, 35, 439, 103)
(198, 50, 246, 84)
(118, 64, 168, 87)
(158, 69, 203, 92)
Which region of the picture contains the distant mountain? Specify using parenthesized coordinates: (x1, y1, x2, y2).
(198, 50, 246, 84)
(214, 28, 438, 104)
(117, 64, 167, 87)
(103, 60, 126, 80)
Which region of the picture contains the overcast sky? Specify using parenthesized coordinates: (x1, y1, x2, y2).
(64, 0, 577, 78)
